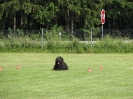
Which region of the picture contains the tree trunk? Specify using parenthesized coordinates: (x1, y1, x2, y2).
(65, 8, 70, 30)
(21, 11, 23, 29)
(14, 17, 16, 30)
(71, 11, 74, 34)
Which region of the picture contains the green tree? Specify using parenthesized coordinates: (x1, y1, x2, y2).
(0, 0, 133, 36)
(104, 0, 133, 29)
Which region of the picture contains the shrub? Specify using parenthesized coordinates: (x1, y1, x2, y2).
(0, 31, 133, 53)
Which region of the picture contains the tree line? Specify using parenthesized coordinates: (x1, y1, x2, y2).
(0, 0, 133, 30)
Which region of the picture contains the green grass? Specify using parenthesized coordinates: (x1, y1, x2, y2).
(0, 53, 133, 99)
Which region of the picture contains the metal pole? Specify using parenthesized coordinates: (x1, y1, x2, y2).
(59, 32, 62, 41)
(41, 28, 44, 50)
(90, 27, 93, 52)
(102, 24, 103, 40)
(91, 27, 92, 43)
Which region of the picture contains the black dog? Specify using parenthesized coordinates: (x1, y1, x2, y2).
(53, 56, 68, 70)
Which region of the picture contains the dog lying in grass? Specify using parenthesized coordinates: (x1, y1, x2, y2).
(53, 56, 68, 70)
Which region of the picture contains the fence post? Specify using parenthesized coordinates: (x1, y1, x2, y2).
(59, 31, 62, 41)
(90, 28, 93, 52)
(41, 28, 44, 50)
(91, 27, 92, 44)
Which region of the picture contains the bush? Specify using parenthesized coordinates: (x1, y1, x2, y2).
(0, 31, 133, 53)
(93, 36, 133, 53)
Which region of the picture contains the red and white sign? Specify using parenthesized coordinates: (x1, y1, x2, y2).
(101, 9, 105, 24)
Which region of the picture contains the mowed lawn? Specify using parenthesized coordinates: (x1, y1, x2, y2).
(0, 53, 133, 99)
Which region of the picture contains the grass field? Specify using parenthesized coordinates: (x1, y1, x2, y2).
(0, 53, 133, 99)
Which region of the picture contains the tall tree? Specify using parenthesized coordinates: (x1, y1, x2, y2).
(0, 0, 133, 32)
(104, 0, 133, 29)
(79, 0, 104, 29)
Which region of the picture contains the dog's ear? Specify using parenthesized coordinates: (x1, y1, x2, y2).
(55, 57, 58, 63)
(60, 56, 64, 62)
(57, 56, 64, 62)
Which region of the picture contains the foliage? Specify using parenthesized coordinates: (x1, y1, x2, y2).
(0, 34, 133, 53)
(93, 35, 133, 53)
(0, 0, 133, 35)
(45, 25, 63, 41)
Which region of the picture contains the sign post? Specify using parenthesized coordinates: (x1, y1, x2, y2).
(101, 9, 105, 40)
(41, 28, 44, 50)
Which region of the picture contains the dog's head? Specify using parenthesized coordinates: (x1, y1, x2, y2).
(55, 56, 64, 65)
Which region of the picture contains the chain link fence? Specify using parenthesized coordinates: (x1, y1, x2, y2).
(103, 29, 133, 38)
(46, 29, 133, 40)
(0, 29, 133, 40)
(0, 29, 133, 52)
